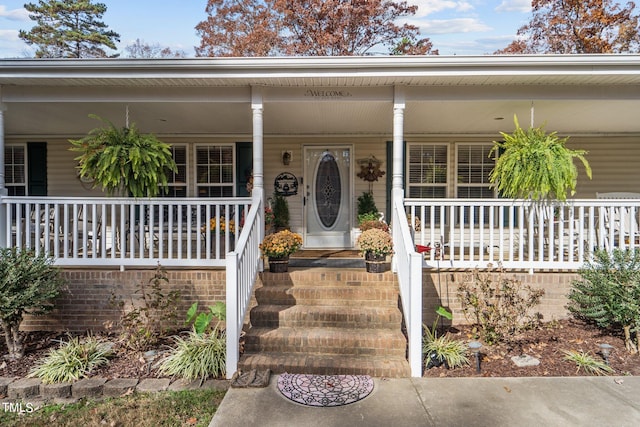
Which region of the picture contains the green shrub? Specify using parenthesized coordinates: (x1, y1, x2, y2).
(110, 264, 181, 351)
(457, 267, 544, 345)
(562, 350, 614, 376)
(159, 330, 226, 381)
(271, 193, 290, 230)
(29, 336, 113, 384)
(567, 249, 640, 353)
(0, 248, 67, 359)
(357, 192, 378, 223)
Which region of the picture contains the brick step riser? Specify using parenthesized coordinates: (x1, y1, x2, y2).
(254, 288, 399, 307)
(249, 318, 402, 330)
(250, 309, 402, 329)
(259, 280, 397, 288)
(238, 354, 411, 378)
(243, 338, 407, 357)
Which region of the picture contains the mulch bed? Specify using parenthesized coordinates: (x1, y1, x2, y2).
(423, 319, 640, 378)
(2, 319, 639, 380)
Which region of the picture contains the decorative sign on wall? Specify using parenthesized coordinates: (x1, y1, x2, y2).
(274, 172, 299, 196)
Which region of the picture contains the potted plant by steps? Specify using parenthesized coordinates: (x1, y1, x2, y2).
(357, 228, 393, 273)
(260, 229, 303, 273)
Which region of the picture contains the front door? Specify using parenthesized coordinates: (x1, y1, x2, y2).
(303, 146, 352, 248)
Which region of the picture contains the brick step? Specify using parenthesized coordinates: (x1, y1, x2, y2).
(250, 304, 402, 329)
(259, 269, 396, 288)
(254, 285, 399, 307)
(238, 353, 411, 377)
(243, 327, 407, 357)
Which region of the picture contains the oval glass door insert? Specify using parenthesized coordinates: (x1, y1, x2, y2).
(315, 152, 341, 228)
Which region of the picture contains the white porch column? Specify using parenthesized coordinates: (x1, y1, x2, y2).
(251, 88, 264, 195)
(0, 96, 7, 249)
(392, 86, 405, 194)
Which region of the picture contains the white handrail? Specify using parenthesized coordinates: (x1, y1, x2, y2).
(1, 196, 251, 269)
(392, 188, 423, 378)
(405, 198, 640, 271)
(225, 188, 263, 378)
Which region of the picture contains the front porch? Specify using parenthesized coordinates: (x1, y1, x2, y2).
(4, 192, 638, 378)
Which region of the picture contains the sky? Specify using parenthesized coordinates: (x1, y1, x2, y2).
(0, 0, 533, 58)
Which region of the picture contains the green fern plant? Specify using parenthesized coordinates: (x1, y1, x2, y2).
(69, 114, 177, 197)
(489, 115, 591, 201)
(29, 336, 113, 384)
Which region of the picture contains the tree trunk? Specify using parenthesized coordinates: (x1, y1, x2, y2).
(1, 320, 24, 359)
(623, 325, 638, 354)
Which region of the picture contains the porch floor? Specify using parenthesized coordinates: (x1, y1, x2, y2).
(289, 250, 365, 268)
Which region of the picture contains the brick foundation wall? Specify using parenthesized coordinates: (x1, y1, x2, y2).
(21, 269, 227, 332)
(21, 267, 579, 333)
(422, 270, 579, 327)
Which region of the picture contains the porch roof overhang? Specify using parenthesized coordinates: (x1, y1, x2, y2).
(1, 54, 640, 137)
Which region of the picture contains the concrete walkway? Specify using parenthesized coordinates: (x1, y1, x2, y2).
(210, 375, 640, 427)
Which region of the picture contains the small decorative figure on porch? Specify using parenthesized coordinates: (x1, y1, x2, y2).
(357, 155, 385, 184)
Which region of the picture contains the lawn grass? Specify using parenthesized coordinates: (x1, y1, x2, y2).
(2, 388, 226, 427)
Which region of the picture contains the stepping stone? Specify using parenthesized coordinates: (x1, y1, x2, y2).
(0, 377, 17, 396)
(511, 354, 540, 367)
(169, 379, 202, 391)
(72, 377, 107, 399)
(136, 378, 170, 393)
(41, 382, 71, 399)
(104, 378, 139, 398)
(7, 378, 41, 399)
(202, 379, 230, 391)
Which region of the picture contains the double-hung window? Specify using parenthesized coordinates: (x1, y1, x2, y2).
(4, 145, 26, 196)
(456, 144, 495, 198)
(407, 144, 448, 198)
(196, 145, 234, 197)
(162, 145, 187, 197)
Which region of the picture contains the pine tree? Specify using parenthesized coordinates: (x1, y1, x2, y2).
(19, 0, 120, 58)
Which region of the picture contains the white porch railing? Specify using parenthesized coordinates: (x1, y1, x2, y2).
(225, 188, 263, 379)
(405, 198, 640, 271)
(0, 196, 251, 268)
(392, 189, 423, 378)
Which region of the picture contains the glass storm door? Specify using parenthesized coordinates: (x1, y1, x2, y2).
(303, 146, 352, 248)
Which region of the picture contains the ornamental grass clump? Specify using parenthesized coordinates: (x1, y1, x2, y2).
(357, 228, 393, 256)
(29, 336, 113, 384)
(259, 229, 303, 258)
(159, 330, 226, 381)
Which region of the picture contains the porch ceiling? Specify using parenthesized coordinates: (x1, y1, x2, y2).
(2, 55, 640, 137)
(4, 97, 639, 138)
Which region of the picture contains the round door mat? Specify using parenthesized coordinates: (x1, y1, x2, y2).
(277, 373, 374, 407)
